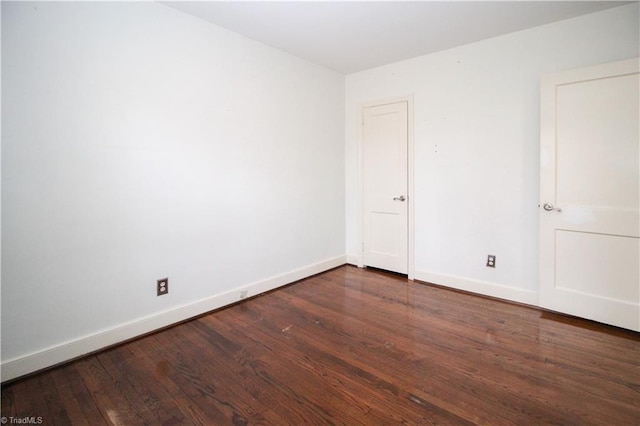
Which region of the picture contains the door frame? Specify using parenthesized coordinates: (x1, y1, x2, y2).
(357, 95, 415, 279)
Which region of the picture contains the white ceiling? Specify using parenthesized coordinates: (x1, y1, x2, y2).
(162, 1, 632, 74)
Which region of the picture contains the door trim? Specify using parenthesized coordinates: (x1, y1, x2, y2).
(357, 95, 415, 279)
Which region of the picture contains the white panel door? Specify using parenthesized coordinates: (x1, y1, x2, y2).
(363, 101, 408, 274)
(540, 58, 640, 331)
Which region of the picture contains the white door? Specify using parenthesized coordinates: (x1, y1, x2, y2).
(362, 101, 408, 274)
(540, 58, 640, 331)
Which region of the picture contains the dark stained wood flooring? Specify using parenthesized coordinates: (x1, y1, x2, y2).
(2, 265, 639, 425)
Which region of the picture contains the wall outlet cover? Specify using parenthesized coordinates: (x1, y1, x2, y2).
(157, 278, 169, 296)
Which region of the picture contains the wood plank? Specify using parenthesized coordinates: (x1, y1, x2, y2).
(2, 265, 638, 424)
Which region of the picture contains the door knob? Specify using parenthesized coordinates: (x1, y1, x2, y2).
(543, 203, 561, 212)
(393, 195, 406, 202)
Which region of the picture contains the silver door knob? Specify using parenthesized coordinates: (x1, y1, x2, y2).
(543, 203, 561, 212)
(393, 195, 406, 202)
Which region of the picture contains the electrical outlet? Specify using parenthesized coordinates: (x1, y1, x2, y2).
(157, 278, 169, 296)
(486, 255, 496, 268)
(240, 290, 248, 300)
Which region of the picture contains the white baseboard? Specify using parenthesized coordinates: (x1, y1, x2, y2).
(346, 254, 359, 266)
(413, 269, 539, 306)
(1, 256, 346, 382)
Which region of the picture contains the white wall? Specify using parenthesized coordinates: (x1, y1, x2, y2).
(2, 1, 345, 379)
(345, 4, 639, 302)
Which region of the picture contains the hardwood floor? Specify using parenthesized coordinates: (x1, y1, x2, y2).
(2, 265, 639, 425)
